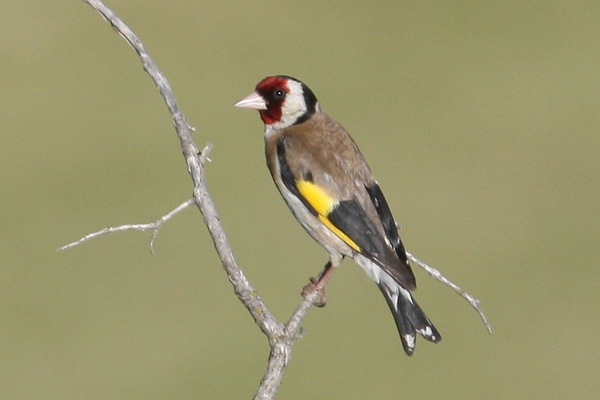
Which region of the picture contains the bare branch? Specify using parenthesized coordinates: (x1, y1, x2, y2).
(406, 251, 493, 334)
(253, 286, 324, 400)
(57, 198, 195, 254)
(76, 1, 307, 398)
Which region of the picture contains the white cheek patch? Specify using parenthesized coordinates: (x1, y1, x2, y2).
(271, 80, 307, 130)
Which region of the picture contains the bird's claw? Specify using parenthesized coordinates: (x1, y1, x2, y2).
(302, 277, 328, 307)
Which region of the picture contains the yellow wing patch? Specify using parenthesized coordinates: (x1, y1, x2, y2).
(296, 179, 361, 252)
(296, 179, 336, 215)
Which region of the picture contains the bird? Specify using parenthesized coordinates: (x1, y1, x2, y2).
(234, 75, 440, 355)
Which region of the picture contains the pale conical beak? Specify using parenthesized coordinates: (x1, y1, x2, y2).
(234, 91, 267, 110)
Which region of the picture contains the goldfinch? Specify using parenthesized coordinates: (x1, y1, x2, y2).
(234, 75, 440, 355)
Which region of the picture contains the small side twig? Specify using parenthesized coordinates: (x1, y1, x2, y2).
(57, 198, 195, 255)
(407, 251, 493, 334)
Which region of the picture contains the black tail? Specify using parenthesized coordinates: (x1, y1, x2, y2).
(378, 282, 441, 356)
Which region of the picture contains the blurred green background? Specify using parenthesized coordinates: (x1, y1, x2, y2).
(2, 1, 599, 399)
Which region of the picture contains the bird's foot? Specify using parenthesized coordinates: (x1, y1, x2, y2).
(302, 276, 328, 307)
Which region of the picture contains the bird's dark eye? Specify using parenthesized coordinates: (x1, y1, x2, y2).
(273, 89, 286, 101)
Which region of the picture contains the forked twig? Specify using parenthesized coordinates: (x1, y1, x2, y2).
(58, 198, 195, 255)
